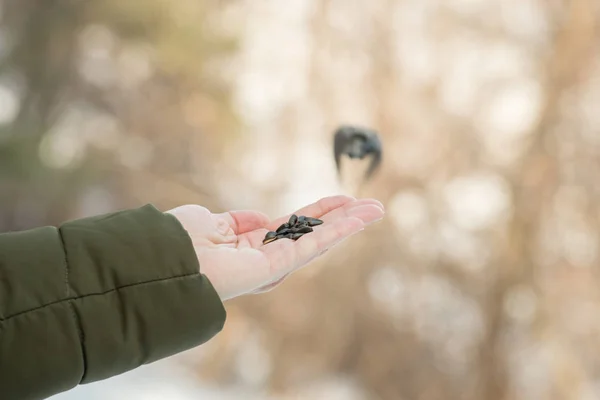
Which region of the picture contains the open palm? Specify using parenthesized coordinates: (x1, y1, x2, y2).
(166, 195, 384, 301)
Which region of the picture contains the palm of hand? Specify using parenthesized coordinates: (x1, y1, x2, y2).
(167, 195, 384, 301)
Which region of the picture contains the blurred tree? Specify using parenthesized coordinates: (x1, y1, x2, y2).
(0, 0, 240, 231)
(185, 1, 600, 400)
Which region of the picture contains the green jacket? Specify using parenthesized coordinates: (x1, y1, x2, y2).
(0, 204, 227, 400)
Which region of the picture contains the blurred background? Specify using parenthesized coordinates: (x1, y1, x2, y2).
(2, 0, 599, 399)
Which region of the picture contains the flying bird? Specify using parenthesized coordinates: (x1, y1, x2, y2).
(333, 125, 382, 191)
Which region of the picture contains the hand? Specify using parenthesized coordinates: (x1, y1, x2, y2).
(166, 195, 384, 301)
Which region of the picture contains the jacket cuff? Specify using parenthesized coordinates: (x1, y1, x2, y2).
(59, 204, 226, 383)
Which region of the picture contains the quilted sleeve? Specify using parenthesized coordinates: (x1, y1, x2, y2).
(0, 204, 226, 400)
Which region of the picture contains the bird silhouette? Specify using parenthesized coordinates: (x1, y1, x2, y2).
(333, 125, 382, 195)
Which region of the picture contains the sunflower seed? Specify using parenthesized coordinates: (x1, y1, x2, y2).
(277, 228, 293, 235)
(291, 233, 304, 240)
(276, 223, 290, 233)
(294, 226, 313, 234)
(262, 215, 323, 245)
(262, 231, 278, 244)
(305, 217, 323, 227)
(288, 214, 298, 226)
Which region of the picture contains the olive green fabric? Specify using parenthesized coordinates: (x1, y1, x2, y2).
(0, 204, 227, 400)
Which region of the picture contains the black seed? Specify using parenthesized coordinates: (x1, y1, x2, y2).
(291, 233, 304, 240)
(288, 214, 298, 226)
(305, 217, 323, 226)
(266, 215, 321, 244)
(295, 221, 310, 228)
(277, 228, 293, 235)
(276, 223, 289, 233)
(263, 231, 278, 244)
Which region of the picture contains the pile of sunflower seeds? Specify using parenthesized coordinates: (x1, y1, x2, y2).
(262, 214, 324, 245)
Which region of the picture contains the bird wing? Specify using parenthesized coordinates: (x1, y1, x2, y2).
(333, 126, 351, 174)
(364, 130, 382, 181)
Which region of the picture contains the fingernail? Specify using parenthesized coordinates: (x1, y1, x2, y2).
(365, 217, 383, 226)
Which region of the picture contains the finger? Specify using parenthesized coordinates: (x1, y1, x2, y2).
(320, 203, 384, 226)
(267, 195, 355, 230)
(244, 200, 384, 248)
(293, 217, 365, 265)
(217, 210, 271, 235)
(264, 216, 365, 276)
(352, 198, 384, 210)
